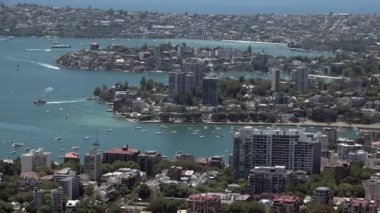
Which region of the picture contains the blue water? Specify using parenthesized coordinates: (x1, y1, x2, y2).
(0, 37, 355, 162)
(2, 0, 380, 14)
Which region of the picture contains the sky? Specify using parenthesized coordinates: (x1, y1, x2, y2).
(2, 0, 380, 14)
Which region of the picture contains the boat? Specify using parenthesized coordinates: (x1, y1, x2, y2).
(51, 44, 71, 49)
(107, 128, 113, 132)
(200, 135, 205, 138)
(55, 137, 62, 141)
(12, 142, 24, 147)
(24, 147, 31, 152)
(34, 99, 47, 105)
(93, 141, 100, 146)
(84, 136, 91, 140)
(141, 130, 148, 133)
(171, 130, 177, 134)
(60, 149, 65, 152)
(135, 126, 142, 130)
(156, 131, 162, 135)
(71, 146, 80, 150)
(12, 150, 17, 155)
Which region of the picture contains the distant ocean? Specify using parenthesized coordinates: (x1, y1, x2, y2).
(2, 0, 380, 14)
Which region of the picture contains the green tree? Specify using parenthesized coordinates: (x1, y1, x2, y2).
(138, 184, 151, 200)
(223, 201, 266, 213)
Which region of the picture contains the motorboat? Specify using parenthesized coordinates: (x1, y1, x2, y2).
(12, 142, 24, 147)
(71, 146, 80, 150)
(55, 137, 62, 141)
(34, 99, 47, 105)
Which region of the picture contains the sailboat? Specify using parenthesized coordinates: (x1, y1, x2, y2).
(93, 130, 100, 146)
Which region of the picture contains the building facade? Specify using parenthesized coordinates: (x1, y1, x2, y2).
(364, 173, 380, 201)
(21, 148, 51, 173)
(294, 67, 309, 93)
(248, 166, 293, 195)
(313, 187, 333, 204)
(232, 127, 321, 179)
(202, 76, 218, 106)
(271, 68, 281, 92)
(103, 145, 140, 164)
(84, 148, 102, 182)
(137, 150, 161, 176)
(187, 194, 221, 213)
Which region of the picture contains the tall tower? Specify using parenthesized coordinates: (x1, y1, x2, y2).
(294, 67, 309, 93)
(271, 68, 280, 92)
(84, 148, 102, 182)
(202, 76, 218, 106)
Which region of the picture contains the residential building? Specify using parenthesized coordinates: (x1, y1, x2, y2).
(248, 166, 293, 195)
(183, 58, 205, 87)
(187, 194, 221, 213)
(313, 187, 333, 204)
(322, 128, 338, 149)
(337, 143, 363, 160)
(168, 70, 186, 102)
(364, 173, 380, 201)
(102, 145, 140, 164)
(137, 150, 161, 176)
(232, 127, 321, 179)
(19, 172, 40, 191)
(348, 150, 368, 163)
(323, 162, 350, 184)
(21, 148, 51, 173)
(202, 76, 218, 106)
(340, 198, 377, 213)
(63, 152, 80, 166)
(294, 66, 309, 93)
(61, 176, 79, 200)
(272, 194, 300, 213)
(33, 188, 44, 210)
(51, 187, 64, 213)
(84, 148, 102, 182)
(271, 68, 280, 92)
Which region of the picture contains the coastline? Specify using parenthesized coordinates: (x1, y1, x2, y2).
(128, 117, 380, 130)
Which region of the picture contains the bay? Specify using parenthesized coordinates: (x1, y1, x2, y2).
(0, 37, 353, 162)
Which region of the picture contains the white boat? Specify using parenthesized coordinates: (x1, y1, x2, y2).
(24, 147, 31, 152)
(107, 128, 113, 132)
(55, 137, 62, 141)
(141, 129, 148, 133)
(84, 136, 91, 140)
(60, 149, 65, 152)
(156, 131, 162, 135)
(12, 150, 17, 155)
(171, 130, 177, 134)
(72, 146, 80, 150)
(12, 142, 24, 147)
(200, 135, 205, 138)
(135, 126, 142, 130)
(192, 132, 199, 135)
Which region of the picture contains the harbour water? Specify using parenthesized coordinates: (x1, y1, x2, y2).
(0, 37, 354, 162)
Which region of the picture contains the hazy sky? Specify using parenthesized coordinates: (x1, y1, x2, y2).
(2, 0, 380, 14)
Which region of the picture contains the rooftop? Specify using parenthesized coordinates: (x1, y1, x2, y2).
(104, 145, 139, 155)
(64, 152, 79, 159)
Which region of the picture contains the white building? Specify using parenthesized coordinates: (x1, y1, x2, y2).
(84, 148, 102, 182)
(364, 173, 380, 201)
(232, 127, 321, 179)
(21, 148, 51, 173)
(348, 150, 368, 163)
(337, 143, 363, 160)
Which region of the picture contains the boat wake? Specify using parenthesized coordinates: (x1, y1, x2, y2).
(25, 48, 51, 52)
(47, 99, 87, 105)
(5, 57, 59, 70)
